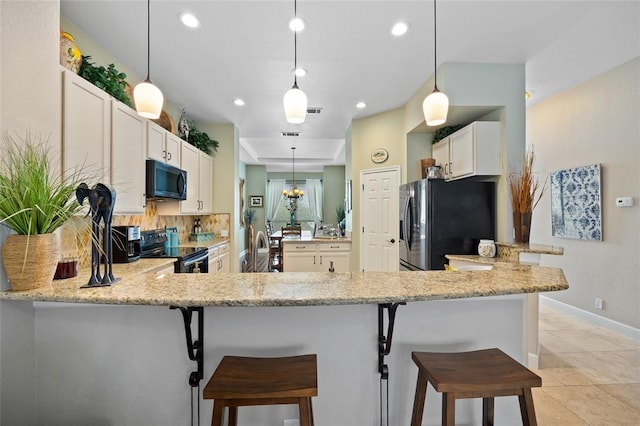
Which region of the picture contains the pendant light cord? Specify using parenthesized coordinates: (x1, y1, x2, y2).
(146, 0, 151, 81)
(433, 0, 438, 91)
(293, 0, 298, 87)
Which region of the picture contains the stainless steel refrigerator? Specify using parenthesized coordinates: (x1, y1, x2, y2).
(399, 179, 495, 271)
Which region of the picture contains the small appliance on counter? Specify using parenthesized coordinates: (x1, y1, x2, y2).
(165, 227, 179, 248)
(111, 225, 141, 263)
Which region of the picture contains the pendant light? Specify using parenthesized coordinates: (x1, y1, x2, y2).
(423, 0, 449, 126)
(282, 147, 304, 200)
(134, 0, 163, 119)
(283, 0, 307, 124)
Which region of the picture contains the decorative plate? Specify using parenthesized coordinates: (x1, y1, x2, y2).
(371, 148, 389, 164)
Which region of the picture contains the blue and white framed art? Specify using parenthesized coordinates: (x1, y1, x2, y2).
(550, 164, 602, 240)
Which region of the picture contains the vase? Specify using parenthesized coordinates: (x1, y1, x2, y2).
(60, 31, 82, 73)
(2, 233, 60, 291)
(290, 212, 296, 227)
(478, 239, 496, 257)
(513, 211, 532, 244)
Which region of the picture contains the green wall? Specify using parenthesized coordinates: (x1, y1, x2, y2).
(322, 166, 346, 225)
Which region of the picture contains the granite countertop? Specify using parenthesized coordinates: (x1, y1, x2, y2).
(180, 237, 230, 249)
(280, 236, 352, 244)
(0, 262, 567, 307)
(447, 242, 564, 265)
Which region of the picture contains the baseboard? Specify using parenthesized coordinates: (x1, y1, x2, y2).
(540, 295, 640, 340)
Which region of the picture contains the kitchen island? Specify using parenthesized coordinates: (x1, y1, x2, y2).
(0, 263, 567, 425)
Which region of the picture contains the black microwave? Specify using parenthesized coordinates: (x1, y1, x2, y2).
(145, 160, 187, 200)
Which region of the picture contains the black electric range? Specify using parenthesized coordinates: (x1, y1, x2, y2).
(140, 229, 209, 273)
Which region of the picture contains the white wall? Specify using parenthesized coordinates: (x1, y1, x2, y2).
(1, 1, 62, 423)
(527, 58, 640, 329)
(33, 296, 528, 426)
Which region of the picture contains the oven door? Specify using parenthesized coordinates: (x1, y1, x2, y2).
(175, 251, 209, 273)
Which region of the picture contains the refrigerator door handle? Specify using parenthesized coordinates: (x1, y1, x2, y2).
(406, 196, 413, 250)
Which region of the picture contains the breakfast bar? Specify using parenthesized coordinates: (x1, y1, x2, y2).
(1, 264, 567, 425)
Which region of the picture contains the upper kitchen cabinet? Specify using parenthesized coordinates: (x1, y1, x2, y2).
(63, 70, 146, 214)
(111, 101, 147, 214)
(62, 68, 110, 183)
(157, 140, 213, 215)
(432, 121, 501, 181)
(147, 121, 181, 168)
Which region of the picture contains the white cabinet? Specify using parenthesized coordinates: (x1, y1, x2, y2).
(283, 242, 351, 272)
(147, 121, 181, 167)
(208, 242, 230, 273)
(111, 101, 147, 214)
(283, 243, 317, 272)
(318, 243, 351, 272)
(158, 141, 213, 215)
(62, 69, 111, 183)
(62, 70, 146, 214)
(431, 121, 501, 181)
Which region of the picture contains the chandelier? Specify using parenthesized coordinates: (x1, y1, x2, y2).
(282, 147, 303, 211)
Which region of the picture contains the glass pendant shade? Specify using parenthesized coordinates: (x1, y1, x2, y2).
(134, 79, 163, 119)
(423, 88, 449, 126)
(283, 83, 308, 124)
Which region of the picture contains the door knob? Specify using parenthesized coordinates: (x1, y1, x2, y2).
(388, 238, 396, 243)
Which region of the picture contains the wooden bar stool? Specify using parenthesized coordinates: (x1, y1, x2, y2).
(204, 354, 317, 426)
(410, 348, 541, 426)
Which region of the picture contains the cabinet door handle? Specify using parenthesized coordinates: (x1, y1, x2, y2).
(449, 162, 453, 176)
(167, 152, 172, 161)
(162, 150, 166, 159)
(320, 256, 323, 264)
(313, 256, 316, 265)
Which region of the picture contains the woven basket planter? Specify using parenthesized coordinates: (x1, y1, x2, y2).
(2, 233, 60, 291)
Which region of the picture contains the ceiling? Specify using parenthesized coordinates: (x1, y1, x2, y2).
(60, 1, 635, 172)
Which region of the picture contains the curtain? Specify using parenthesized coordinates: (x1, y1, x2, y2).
(266, 179, 286, 222)
(305, 179, 323, 223)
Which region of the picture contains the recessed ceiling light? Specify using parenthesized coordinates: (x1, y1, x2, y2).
(233, 98, 245, 106)
(391, 22, 409, 37)
(294, 68, 307, 77)
(179, 12, 200, 29)
(356, 102, 367, 109)
(288, 17, 305, 32)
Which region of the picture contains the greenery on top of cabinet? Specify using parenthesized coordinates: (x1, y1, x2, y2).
(432, 124, 464, 144)
(78, 56, 132, 107)
(184, 119, 219, 155)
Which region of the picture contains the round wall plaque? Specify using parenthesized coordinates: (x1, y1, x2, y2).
(370, 148, 389, 164)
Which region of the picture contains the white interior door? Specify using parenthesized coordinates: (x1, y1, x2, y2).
(361, 167, 400, 272)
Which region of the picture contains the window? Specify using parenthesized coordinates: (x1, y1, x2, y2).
(267, 179, 323, 231)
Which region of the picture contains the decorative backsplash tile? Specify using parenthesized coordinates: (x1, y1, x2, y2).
(62, 201, 230, 268)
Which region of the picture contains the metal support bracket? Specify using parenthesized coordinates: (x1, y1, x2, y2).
(378, 302, 405, 379)
(171, 306, 204, 387)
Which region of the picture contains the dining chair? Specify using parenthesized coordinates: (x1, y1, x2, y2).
(281, 226, 302, 237)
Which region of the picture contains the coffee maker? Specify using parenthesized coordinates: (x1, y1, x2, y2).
(111, 225, 141, 263)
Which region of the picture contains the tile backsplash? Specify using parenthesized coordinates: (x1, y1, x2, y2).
(62, 201, 230, 268)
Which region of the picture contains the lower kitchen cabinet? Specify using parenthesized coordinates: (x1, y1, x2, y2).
(283, 242, 351, 272)
(208, 242, 230, 273)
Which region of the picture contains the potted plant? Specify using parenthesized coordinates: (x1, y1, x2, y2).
(508, 148, 547, 243)
(0, 132, 89, 290)
(78, 55, 132, 107)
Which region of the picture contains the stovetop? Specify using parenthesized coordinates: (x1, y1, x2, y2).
(139, 229, 207, 261)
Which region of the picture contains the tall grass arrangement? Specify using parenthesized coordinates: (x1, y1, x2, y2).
(508, 148, 547, 213)
(0, 132, 87, 235)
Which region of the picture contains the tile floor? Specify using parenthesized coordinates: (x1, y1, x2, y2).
(533, 300, 640, 425)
